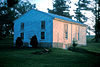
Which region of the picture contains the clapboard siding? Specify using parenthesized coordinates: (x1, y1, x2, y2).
(14, 10, 53, 46)
(14, 9, 87, 48)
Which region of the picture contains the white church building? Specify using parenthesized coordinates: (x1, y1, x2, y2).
(13, 9, 87, 49)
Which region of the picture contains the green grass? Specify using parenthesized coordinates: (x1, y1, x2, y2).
(80, 43, 100, 53)
(0, 38, 100, 67)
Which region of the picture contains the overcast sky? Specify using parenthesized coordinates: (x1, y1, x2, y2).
(23, 0, 78, 12)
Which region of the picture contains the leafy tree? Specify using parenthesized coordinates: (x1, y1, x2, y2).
(0, 0, 19, 37)
(0, 0, 35, 39)
(74, 0, 100, 42)
(92, 0, 100, 42)
(74, 0, 92, 23)
(86, 0, 100, 42)
(14, 1, 35, 18)
(48, 0, 72, 18)
(7, 0, 19, 7)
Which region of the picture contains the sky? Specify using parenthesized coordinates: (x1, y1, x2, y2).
(31, 0, 53, 12)
(28, 0, 78, 13)
(23, 0, 95, 35)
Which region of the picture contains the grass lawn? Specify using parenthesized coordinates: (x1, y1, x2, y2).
(0, 38, 100, 67)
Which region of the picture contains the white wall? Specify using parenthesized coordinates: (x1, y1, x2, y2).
(14, 9, 53, 46)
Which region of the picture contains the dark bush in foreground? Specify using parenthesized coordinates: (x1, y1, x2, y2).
(15, 37, 23, 48)
(30, 35, 38, 48)
(72, 38, 78, 49)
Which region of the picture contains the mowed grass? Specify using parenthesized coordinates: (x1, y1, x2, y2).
(80, 43, 100, 53)
(0, 38, 100, 67)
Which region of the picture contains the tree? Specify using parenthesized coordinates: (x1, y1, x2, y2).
(74, 0, 92, 23)
(92, 0, 100, 42)
(48, 0, 72, 18)
(75, 0, 100, 42)
(0, 0, 35, 39)
(7, 0, 19, 7)
(14, 1, 35, 18)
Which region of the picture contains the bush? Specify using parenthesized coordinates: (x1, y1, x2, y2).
(30, 35, 38, 48)
(72, 38, 78, 48)
(15, 37, 23, 48)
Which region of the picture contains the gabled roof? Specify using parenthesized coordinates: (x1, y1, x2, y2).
(32, 9, 86, 26)
(47, 13, 83, 24)
(14, 9, 87, 26)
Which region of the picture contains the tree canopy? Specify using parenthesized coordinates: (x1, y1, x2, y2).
(0, 0, 35, 39)
(74, 0, 92, 23)
(48, 0, 72, 18)
(7, 0, 19, 7)
(93, 0, 100, 42)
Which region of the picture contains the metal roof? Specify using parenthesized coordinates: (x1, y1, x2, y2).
(33, 9, 86, 26)
(47, 13, 83, 24)
(14, 9, 87, 26)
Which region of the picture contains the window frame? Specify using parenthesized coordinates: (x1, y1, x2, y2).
(21, 23, 24, 30)
(41, 32, 45, 39)
(41, 21, 45, 29)
(78, 26, 80, 40)
(64, 24, 68, 39)
(20, 32, 24, 40)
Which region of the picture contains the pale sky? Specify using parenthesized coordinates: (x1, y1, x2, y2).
(32, 0, 53, 12)
(29, 0, 78, 13)
(22, 0, 53, 12)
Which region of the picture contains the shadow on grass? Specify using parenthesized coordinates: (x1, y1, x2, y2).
(0, 43, 51, 54)
(68, 47, 100, 56)
(0, 44, 41, 52)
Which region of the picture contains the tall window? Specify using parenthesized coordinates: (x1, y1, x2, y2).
(20, 32, 24, 39)
(41, 32, 45, 39)
(41, 21, 45, 29)
(21, 23, 24, 30)
(76, 26, 78, 40)
(78, 26, 80, 40)
(64, 24, 68, 39)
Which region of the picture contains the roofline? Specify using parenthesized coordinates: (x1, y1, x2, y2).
(33, 9, 87, 27)
(32, 9, 54, 18)
(13, 9, 31, 23)
(54, 18, 88, 27)
(13, 9, 87, 27)
(13, 9, 55, 23)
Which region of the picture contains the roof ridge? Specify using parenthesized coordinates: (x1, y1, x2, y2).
(31, 9, 54, 18)
(14, 9, 87, 26)
(32, 9, 84, 25)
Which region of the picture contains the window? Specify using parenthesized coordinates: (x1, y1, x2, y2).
(64, 24, 68, 39)
(21, 23, 24, 30)
(41, 21, 45, 29)
(76, 26, 78, 40)
(78, 26, 80, 40)
(20, 32, 24, 39)
(78, 33, 79, 40)
(65, 32, 68, 38)
(41, 32, 45, 39)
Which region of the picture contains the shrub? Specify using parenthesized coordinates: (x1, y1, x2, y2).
(30, 35, 38, 48)
(15, 37, 23, 48)
(72, 38, 78, 48)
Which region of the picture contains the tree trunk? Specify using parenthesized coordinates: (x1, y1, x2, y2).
(95, 31, 99, 42)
